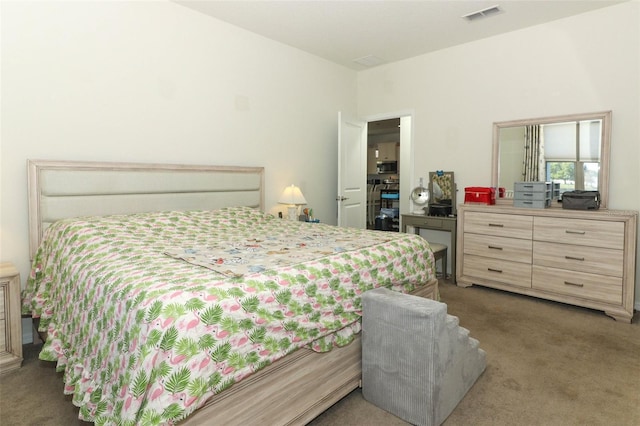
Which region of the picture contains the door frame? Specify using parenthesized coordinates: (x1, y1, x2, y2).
(364, 110, 415, 221)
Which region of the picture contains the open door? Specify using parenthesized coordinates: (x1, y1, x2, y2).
(337, 112, 367, 228)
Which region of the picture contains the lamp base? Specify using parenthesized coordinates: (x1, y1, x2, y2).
(286, 206, 298, 221)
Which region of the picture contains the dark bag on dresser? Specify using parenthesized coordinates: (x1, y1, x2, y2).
(562, 190, 601, 210)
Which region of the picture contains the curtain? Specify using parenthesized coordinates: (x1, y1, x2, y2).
(522, 125, 545, 181)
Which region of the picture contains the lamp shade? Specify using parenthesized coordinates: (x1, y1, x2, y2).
(278, 185, 307, 206)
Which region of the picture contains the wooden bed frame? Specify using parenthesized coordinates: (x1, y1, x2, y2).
(27, 159, 438, 425)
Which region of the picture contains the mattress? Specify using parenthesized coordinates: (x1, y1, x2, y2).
(22, 206, 436, 424)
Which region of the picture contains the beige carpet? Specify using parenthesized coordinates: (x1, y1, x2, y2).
(1, 281, 639, 425)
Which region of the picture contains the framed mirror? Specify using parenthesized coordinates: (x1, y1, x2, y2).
(492, 111, 611, 209)
(428, 171, 456, 216)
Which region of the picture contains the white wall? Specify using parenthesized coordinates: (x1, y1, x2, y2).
(357, 2, 640, 305)
(1, 1, 357, 288)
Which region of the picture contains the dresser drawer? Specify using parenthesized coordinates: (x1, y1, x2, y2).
(514, 182, 552, 193)
(532, 265, 622, 305)
(405, 216, 445, 229)
(514, 191, 550, 201)
(464, 233, 532, 263)
(513, 199, 551, 209)
(534, 217, 624, 249)
(464, 212, 533, 239)
(463, 255, 531, 288)
(533, 241, 623, 277)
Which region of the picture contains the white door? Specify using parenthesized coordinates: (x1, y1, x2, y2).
(337, 112, 367, 228)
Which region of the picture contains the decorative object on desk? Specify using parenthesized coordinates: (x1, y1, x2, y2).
(562, 190, 600, 210)
(429, 200, 452, 216)
(301, 207, 319, 222)
(410, 177, 429, 214)
(464, 187, 495, 205)
(428, 171, 456, 216)
(278, 184, 307, 220)
(513, 181, 552, 209)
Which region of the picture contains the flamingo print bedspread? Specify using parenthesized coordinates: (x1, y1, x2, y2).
(22, 207, 435, 425)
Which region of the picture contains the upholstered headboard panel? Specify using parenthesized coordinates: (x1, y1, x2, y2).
(28, 160, 264, 259)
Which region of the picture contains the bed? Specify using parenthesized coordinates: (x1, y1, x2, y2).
(23, 160, 438, 425)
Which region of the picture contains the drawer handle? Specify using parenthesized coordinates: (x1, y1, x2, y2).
(487, 268, 503, 273)
(564, 281, 584, 288)
(523, 193, 533, 197)
(488, 245, 503, 250)
(565, 230, 586, 235)
(565, 256, 585, 261)
(488, 223, 504, 228)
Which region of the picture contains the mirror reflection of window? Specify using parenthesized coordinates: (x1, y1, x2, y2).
(543, 119, 601, 196)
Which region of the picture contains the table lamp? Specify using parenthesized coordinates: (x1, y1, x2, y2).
(278, 184, 307, 220)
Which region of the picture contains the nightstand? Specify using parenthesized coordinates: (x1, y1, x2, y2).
(0, 263, 23, 374)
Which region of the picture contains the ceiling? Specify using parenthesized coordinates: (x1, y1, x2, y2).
(174, 1, 625, 70)
(368, 118, 400, 136)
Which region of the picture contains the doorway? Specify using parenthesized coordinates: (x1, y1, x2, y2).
(337, 112, 412, 230)
(366, 118, 401, 230)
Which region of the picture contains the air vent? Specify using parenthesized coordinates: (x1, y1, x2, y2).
(462, 5, 502, 21)
(353, 55, 385, 67)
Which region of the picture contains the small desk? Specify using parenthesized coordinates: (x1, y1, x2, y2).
(401, 214, 457, 283)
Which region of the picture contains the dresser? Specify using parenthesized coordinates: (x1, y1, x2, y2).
(0, 263, 23, 373)
(456, 205, 637, 322)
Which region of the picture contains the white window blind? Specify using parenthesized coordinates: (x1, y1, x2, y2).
(543, 120, 601, 161)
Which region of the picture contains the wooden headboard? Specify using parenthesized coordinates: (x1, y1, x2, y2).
(27, 160, 264, 259)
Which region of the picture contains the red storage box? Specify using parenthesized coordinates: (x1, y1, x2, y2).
(465, 187, 496, 205)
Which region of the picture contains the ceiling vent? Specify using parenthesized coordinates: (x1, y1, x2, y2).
(462, 5, 502, 21)
(353, 55, 385, 67)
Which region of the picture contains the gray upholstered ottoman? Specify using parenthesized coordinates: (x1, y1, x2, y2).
(362, 287, 486, 426)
